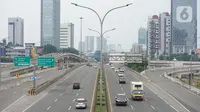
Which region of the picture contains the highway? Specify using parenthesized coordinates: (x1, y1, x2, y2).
(0, 68, 66, 111)
(24, 65, 97, 112)
(105, 64, 177, 112)
(144, 68, 200, 112)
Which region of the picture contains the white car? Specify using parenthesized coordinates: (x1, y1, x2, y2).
(75, 98, 87, 109)
(119, 69, 125, 72)
(111, 66, 115, 69)
(115, 69, 119, 72)
(118, 73, 124, 77)
(93, 66, 97, 68)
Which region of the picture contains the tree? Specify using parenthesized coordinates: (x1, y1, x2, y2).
(43, 44, 57, 54)
(7, 42, 13, 47)
(58, 47, 79, 55)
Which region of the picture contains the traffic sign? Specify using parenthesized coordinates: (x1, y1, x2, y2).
(37, 57, 55, 67)
(14, 56, 30, 66)
(30, 76, 37, 80)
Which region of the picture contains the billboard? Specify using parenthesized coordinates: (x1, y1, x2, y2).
(171, 0, 197, 54)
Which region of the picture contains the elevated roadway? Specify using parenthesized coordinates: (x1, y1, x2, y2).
(142, 68, 200, 112)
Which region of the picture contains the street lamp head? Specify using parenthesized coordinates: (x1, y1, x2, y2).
(112, 28, 116, 30)
(71, 3, 78, 6)
(126, 3, 133, 6)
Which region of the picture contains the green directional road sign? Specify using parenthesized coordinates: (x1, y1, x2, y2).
(14, 56, 31, 66)
(37, 57, 55, 67)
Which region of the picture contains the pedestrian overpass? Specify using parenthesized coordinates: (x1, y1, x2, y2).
(109, 53, 143, 63)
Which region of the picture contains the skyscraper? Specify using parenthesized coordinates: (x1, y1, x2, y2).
(103, 38, 108, 52)
(96, 37, 107, 52)
(41, 0, 60, 48)
(171, 0, 197, 54)
(8, 17, 24, 46)
(78, 41, 85, 53)
(138, 27, 146, 45)
(96, 37, 100, 51)
(108, 44, 116, 52)
(147, 15, 159, 59)
(60, 23, 74, 48)
(67, 23, 74, 48)
(85, 36, 94, 53)
(159, 12, 171, 55)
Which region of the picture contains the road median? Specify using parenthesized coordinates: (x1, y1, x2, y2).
(93, 68, 108, 112)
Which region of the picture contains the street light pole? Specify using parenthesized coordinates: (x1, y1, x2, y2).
(71, 3, 132, 111)
(80, 17, 83, 57)
(89, 28, 114, 62)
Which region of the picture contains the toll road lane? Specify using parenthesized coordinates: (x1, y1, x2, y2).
(104, 66, 134, 112)
(124, 69, 177, 112)
(24, 66, 97, 112)
(0, 68, 66, 111)
(52, 67, 97, 112)
(144, 69, 200, 112)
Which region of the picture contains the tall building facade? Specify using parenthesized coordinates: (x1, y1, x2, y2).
(85, 36, 94, 53)
(138, 27, 146, 45)
(108, 44, 116, 52)
(41, 0, 60, 48)
(171, 0, 197, 54)
(8, 17, 24, 46)
(60, 23, 74, 48)
(159, 12, 171, 55)
(147, 15, 160, 59)
(96, 37, 107, 52)
(130, 44, 143, 54)
(78, 41, 85, 53)
(96, 37, 100, 51)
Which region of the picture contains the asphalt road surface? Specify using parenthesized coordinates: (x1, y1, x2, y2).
(24, 65, 98, 112)
(144, 68, 200, 112)
(0, 68, 66, 111)
(105, 64, 177, 112)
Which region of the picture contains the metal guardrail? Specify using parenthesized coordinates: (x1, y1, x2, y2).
(163, 72, 200, 95)
(28, 64, 83, 95)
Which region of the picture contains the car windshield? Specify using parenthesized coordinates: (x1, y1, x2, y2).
(76, 99, 86, 103)
(117, 95, 126, 100)
(119, 77, 125, 80)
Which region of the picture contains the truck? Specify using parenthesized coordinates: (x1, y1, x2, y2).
(131, 81, 144, 101)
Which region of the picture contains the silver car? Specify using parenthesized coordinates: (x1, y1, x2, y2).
(75, 98, 87, 109)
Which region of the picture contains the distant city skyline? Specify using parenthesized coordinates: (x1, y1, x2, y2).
(0, 0, 199, 49)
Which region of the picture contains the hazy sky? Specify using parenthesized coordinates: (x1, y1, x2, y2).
(0, 0, 199, 50)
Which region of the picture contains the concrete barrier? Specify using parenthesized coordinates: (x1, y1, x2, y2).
(31, 64, 83, 95)
(163, 71, 200, 95)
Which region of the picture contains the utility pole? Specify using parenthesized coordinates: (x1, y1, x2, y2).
(80, 17, 83, 57)
(33, 59, 37, 88)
